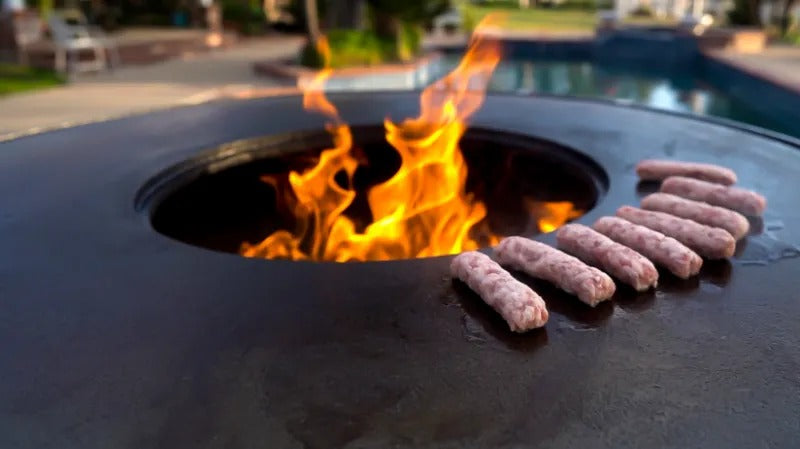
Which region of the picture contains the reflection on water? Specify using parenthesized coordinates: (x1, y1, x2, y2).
(443, 56, 796, 138)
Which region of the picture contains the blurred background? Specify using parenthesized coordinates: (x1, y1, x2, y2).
(0, 0, 798, 139)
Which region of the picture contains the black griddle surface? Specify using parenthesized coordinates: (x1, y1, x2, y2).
(1, 93, 799, 449)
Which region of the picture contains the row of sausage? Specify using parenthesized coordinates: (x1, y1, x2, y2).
(451, 159, 766, 332)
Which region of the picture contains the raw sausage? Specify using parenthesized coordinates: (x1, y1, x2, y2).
(494, 236, 616, 307)
(661, 176, 766, 216)
(616, 206, 736, 259)
(556, 223, 658, 291)
(636, 159, 737, 185)
(451, 251, 548, 332)
(641, 192, 750, 239)
(593, 216, 702, 279)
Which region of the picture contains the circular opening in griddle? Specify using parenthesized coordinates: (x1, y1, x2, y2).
(139, 126, 607, 261)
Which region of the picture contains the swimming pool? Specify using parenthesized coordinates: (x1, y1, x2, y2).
(442, 55, 799, 139)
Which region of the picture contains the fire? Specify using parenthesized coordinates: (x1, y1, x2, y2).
(241, 16, 580, 262)
(526, 200, 584, 233)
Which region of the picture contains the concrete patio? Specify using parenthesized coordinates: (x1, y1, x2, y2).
(0, 35, 304, 140)
(2, 27, 798, 142)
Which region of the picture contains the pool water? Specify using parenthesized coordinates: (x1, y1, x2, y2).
(444, 56, 798, 139)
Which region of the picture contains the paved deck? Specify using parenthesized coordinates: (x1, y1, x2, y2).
(0, 36, 304, 140)
(421, 30, 593, 49)
(4, 29, 797, 142)
(17, 27, 240, 69)
(706, 45, 800, 93)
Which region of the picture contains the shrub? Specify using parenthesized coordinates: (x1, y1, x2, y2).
(222, 0, 266, 35)
(299, 41, 326, 68)
(461, 7, 478, 33)
(472, 0, 520, 9)
(367, 0, 451, 27)
(300, 29, 398, 68)
(784, 30, 800, 45)
(629, 5, 654, 17)
(596, 0, 614, 9)
(397, 22, 422, 61)
(556, 0, 598, 11)
(294, 0, 433, 68)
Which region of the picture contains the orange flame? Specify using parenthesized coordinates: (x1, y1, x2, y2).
(526, 200, 584, 233)
(240, 16, 580, 262)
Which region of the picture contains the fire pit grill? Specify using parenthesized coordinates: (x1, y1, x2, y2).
(1, 92, 800, 449)
(142, 126, 605, 257)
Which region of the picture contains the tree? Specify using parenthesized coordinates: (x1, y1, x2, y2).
(284, 0, 329, 32)
(365, 0, 449, 27)
(264, 0, 280, 22)
(728, 0, 762, 26)
(296, 0, 449, 67)
(304, 0, 321, 42)
(337, 0, 444, 61)
(365, 0, 449, 53)
(779, 0, 798, 35)
(326, 0, 365, 29)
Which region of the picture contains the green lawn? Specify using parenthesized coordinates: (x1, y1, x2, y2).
(782, 31, 800, 45)
(463, 5, 597, 32)
(0, 64, 64, 96)
(462, 4, 678, 32)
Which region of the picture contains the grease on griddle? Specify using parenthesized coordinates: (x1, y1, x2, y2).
(635, 180, 661, 198)
(613, 285, 657, 312)
(700, 259, 732, 286)
(735, 219, 800, 266)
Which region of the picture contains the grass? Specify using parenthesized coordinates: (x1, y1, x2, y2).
(781, 30, 800, 45)
(759, 25, 799, 45)
(463, 5, 597, 32)
(461, 4, 679, 33)
(0, 64, 64, 96)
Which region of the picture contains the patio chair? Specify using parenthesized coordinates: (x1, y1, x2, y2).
(47, 10, 119, 74)
(59, 8, 120, 66)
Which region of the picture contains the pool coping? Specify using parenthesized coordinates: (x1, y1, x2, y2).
(701, 49, 800, 96)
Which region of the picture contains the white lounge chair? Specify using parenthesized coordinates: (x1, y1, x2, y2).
(59, 8, 120, 65)
(47, 10, 119, 74)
